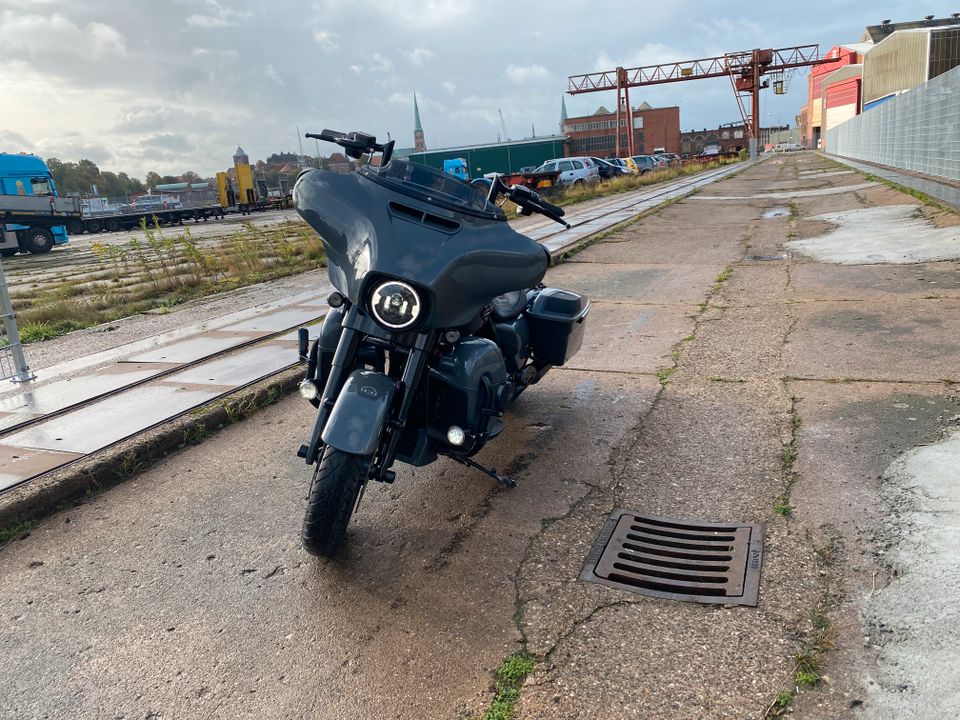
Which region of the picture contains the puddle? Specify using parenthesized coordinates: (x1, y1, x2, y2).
(865, 428, 960, 717)
(786, 205, 960, 264)
(762, 207, 790, 219)
(749, 254, 791, 261)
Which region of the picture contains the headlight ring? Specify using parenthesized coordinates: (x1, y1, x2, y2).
(369, 280, 422, 330)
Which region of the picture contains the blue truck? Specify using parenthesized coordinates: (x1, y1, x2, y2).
(0, 152, 76, 255)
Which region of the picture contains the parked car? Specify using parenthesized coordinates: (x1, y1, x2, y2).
(533, 157, 600, 186)
(628, 155, 659, 175)
(605, 157, 636, 174)
(654, 153, 680, 166)
(589, 157, 625, 180)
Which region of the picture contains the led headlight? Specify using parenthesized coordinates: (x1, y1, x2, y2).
(369, 280, 421, 330)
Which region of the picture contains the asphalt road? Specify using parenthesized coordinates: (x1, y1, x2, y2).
(3, 154, 960, 719)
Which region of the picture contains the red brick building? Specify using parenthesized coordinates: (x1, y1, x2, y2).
(563, 103, 680, 157)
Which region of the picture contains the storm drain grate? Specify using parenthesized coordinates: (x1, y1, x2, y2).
(580, 509, 764, 606)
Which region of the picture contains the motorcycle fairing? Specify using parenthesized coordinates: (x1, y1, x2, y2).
(294, 165, 549, 329)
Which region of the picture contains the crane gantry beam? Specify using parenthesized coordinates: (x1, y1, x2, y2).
(567, 44, 838, 158)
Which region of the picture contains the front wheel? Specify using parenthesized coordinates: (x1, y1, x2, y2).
(301, 448, 369, 557)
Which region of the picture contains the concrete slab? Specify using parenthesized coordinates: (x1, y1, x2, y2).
(565, 302, 698, 374)
(163, 343, 295, 388)
(692, 181, 878, 200)
(0, 363, 177, 418)
(126, 332, 264, 364)
(787, 205, 960, 264)
(786, 301, 960, 382)
(788, 262, 960, 302)
(2, 385, 223, 455)
(546, 262, 721, 305)
(0, 445, 84, 492)
(220, 306, 323, 333)
(788, 380, 960, 715)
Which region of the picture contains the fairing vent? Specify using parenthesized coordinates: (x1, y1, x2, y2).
(388, 201, 461, 234)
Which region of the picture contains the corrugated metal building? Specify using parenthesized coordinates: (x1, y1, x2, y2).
(863, 26, 960, 108)
(803, 44, 870, 148)
(408, 136, 568, 178)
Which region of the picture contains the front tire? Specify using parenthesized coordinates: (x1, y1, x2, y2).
(301, 448, 369, 557)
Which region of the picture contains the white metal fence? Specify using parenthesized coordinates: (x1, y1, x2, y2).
(0, 259, 34, 383)
(825, 64, 960, 181)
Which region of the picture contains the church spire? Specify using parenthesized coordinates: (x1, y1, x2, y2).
(413, 92, 426, 152)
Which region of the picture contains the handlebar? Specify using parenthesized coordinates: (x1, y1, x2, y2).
(306, 129, 394, 164)
(487, 176, 570, 229)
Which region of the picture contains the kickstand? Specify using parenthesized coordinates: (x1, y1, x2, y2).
(446, 454, 516, 488)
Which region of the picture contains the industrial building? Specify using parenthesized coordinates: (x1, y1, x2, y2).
(800, 14, 960, 149)
(680, 122, 790, 156)
(407, 136, 568, 178)
(562, 103, 680, 156)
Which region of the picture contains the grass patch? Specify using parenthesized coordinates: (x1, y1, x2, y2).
(477, 653, 536, 720)
(773, 503, 794, 518)
(0, 519, 35, 545)
(12, 220, 327, 342)
(18, 321, 61, 344)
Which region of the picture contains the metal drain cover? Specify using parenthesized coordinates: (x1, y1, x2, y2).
(580, 509, 764, 606)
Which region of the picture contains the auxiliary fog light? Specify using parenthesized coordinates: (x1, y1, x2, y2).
(446, 426, 466, 446)
(298, 380, 319, 401)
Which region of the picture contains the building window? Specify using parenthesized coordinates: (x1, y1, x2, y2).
(734, 130, 744, 139)
(722, 131, 730, 139)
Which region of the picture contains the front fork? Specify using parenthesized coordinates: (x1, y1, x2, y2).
(299, 304, 436, 483)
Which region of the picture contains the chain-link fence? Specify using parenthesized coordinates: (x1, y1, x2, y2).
(825, 64, 960, 181)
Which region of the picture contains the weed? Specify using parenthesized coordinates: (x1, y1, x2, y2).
(782, 444, 797, 468)
(774, 503, 794, 517)
(478, 653, 535, 720)
(117, 450, 144, 479)
(715, 265, 733, 284)
(774, 692, 793, 710)
(656, 366, 677, 386)
(181, 423, 209, 447)
(0, 519, 35, 545)
(18, 321, 60, 343)
(795, 670, 819, 687)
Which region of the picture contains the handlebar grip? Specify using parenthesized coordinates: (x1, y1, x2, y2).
(306, 129, 345, 142)
(537, 198, 565, 217)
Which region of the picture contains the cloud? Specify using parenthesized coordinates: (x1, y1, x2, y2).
(442, 81, 457, 95)
(504, 64, 551, 84)
(191, 47, 239, 59)
(365, 0, 472, 27)
(349, 64, 363, 75)
(402, 48, 435, 66)
(264, 64, 284, 85)
(0, 12, 126, 58)
(184, 1, 251, 29)
(143, 133, 194, 152)
(593, 43, 684, 71)
(369, 53, 393, 72)
(313, 30, 340, 54)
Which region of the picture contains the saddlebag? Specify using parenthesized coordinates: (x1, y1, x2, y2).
(526, 288, 589, 367)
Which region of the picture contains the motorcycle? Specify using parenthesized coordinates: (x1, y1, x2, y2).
(292, 129, 590, 556)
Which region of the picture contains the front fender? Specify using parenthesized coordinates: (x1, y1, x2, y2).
(321, 370, 396, 455)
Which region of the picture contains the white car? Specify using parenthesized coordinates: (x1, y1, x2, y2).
(534, 157, 600, 186)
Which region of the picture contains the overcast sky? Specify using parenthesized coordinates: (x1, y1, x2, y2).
(0, 1, 940, 177)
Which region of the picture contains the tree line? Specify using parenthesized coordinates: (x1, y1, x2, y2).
(45, 158, 206, 197)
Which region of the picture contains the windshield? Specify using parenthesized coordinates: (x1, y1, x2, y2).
(370, 159, 488, 213)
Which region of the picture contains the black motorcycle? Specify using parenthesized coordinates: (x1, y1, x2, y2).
(292, 130, 589, 556)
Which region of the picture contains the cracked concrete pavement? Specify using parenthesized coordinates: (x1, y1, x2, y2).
(3, 153, 960, 719)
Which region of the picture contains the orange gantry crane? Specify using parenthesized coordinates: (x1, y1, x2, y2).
(567, 45, 840, 158)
